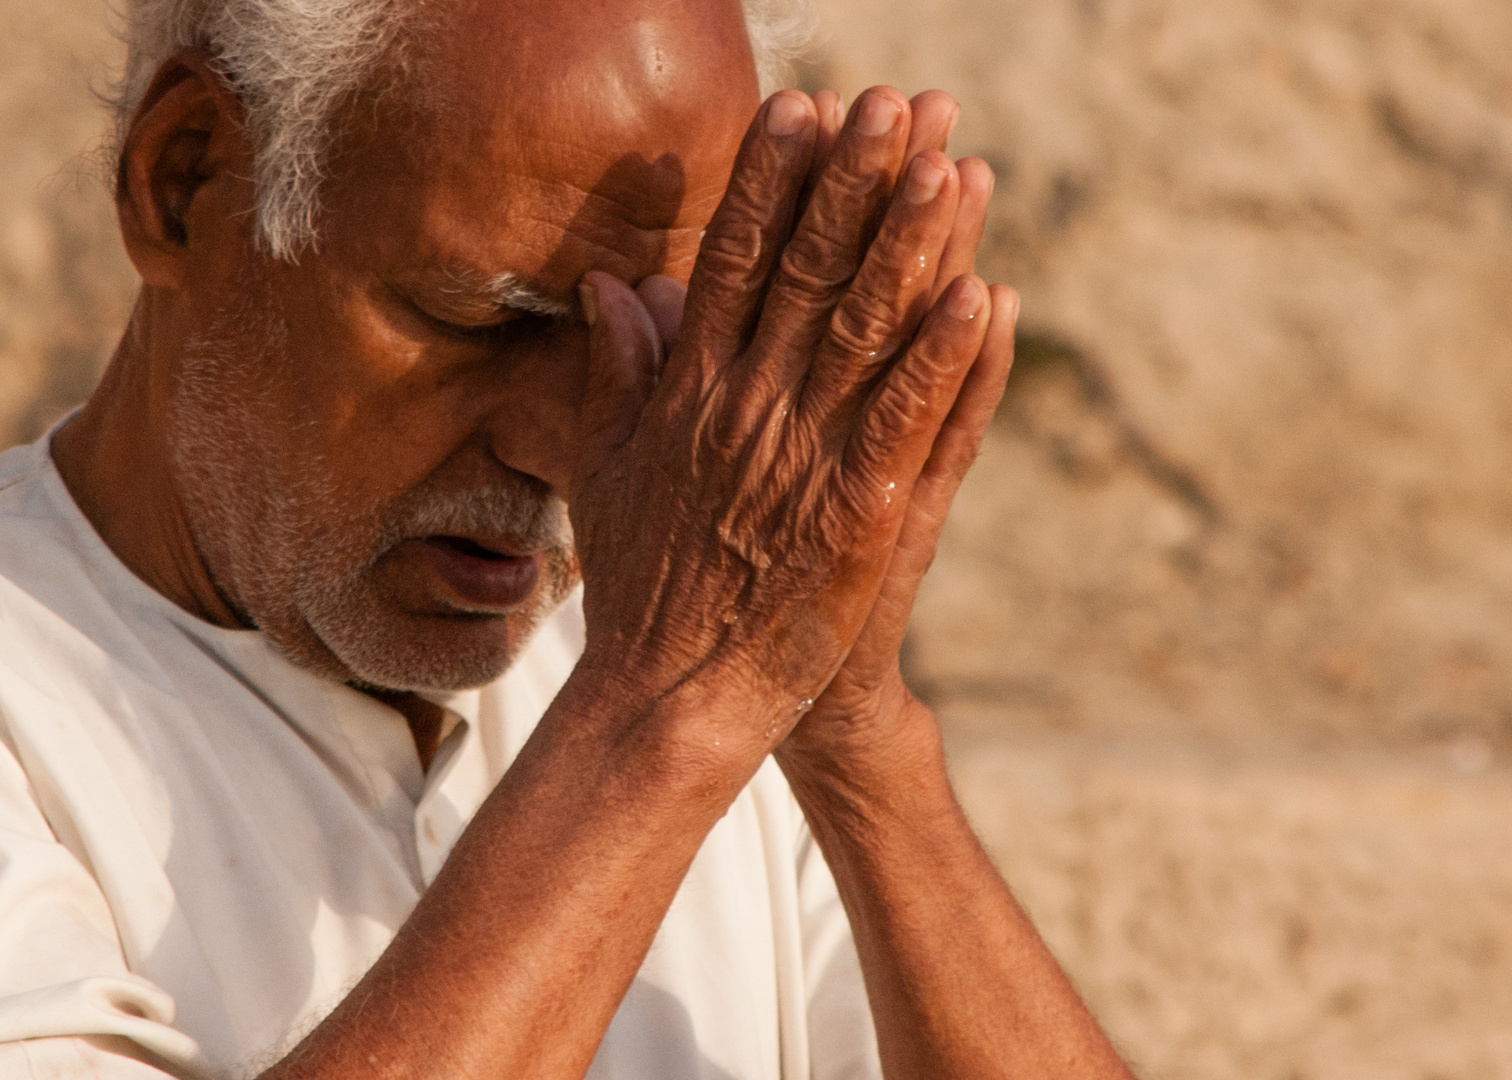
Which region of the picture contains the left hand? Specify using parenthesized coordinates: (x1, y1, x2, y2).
(776, 91, 1018, 778)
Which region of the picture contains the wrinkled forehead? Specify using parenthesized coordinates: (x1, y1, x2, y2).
(323, 0, 760, 291)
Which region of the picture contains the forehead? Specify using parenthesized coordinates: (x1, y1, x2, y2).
(324, 0, 761, 294)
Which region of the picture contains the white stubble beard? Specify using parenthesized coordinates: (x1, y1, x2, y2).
(165, 266, 579, 692)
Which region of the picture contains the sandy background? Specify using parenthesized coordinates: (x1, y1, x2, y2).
(3, 1, 1511, 1077)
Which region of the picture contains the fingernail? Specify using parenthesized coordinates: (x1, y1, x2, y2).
(949, 278, 984, 320)
(945, 105, 961, 145)
(1007, 288, 1021, 325)
(578, 281, 599, 327)
(903, 156, 948, 204)
(766, 93, 809, 136)
(855, 93, 899, 137)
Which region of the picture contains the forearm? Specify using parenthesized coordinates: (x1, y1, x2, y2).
(261, 669, 764, 1080)
(778, 702, 1134, 1080)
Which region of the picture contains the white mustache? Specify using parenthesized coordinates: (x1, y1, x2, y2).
(375, 478, 573, 557)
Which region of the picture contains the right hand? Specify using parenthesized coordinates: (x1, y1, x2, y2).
(567, 87, 997, 762)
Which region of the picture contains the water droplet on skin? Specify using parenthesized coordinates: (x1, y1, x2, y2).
(794, 699, 815, 716)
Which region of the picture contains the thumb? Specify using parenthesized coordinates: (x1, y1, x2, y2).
(635, 274, 688, 366)
(573, 270, 661, 500)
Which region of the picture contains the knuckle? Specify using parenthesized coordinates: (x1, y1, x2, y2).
(698, 218, 765, 283)
(830, 478, 886, 528)
(828, 287, 898, 358)
(771, 161, 892, 299)
(820, 154, 888, 206)
(776, 235, 855, 301)
(803, 236, 926, 356)
(866, 379, 927, 447)
(694, 391, 744, 463)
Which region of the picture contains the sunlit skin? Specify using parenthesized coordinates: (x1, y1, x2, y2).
(51, 0, 1135, 1076)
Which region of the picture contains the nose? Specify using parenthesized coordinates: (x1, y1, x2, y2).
(479, 322, 592, 496)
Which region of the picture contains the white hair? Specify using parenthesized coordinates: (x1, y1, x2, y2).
(112, 0, 815, 260)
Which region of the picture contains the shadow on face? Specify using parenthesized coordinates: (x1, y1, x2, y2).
(534, 149, 689, 299)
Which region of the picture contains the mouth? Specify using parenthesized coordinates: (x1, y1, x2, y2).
(417, 534, 541, 610)
(432, 535, 519, 560)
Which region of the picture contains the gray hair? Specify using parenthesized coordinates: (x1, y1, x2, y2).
(113, 0, 815, 260)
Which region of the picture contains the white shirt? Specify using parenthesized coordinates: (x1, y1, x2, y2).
(0, 433, 880, 1080)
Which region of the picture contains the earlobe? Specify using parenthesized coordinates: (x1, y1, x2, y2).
(116, 50, 254, 288)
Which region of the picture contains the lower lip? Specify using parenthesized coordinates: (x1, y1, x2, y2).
(419, 538, 540, 610)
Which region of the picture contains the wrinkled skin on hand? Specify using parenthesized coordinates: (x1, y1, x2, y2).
(568, 87, 1015, 764)
(780, 91, 1016, 775)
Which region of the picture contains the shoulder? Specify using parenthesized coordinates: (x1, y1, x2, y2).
(0, 438, 92, 668)
(0, 437, 60, 539)
(0, 435, 99, 595)
(0, 436, 166, 741)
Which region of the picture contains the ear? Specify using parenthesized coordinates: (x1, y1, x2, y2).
(116, 49, 257, 289)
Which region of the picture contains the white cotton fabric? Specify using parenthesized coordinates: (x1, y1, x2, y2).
(0, 432, 881, 1080)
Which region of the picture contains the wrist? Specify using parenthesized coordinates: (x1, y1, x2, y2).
(775, 692, 953, 821)
(546, 655, 781, 809)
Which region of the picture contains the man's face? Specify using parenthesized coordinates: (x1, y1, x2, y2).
(168, 0, 760, 691)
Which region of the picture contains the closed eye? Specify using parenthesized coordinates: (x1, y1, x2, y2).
(419, 306, 530, 343)
(390, 286, 562, 345)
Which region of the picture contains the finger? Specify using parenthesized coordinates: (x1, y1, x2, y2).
(894, 283, 1019, 570)
(790, 90, 845, 273)
(745, 86, 913, 389)
(933, 157, 994, 304)
(573, 271, 660, 498)
(673, 91, 816, 378)
(802, 90, 845, 202)
(798, 150, 960, 423)
(846, 275, 993, 488)
(636, 275, 687, 367)
(903, 89, 959, 163)
(827, 290, 1017, 681)
(793, 91, 954, 292)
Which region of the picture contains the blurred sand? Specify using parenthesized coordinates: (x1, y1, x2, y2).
(809, 0, 1512, 752)
(3, 1, 1512, 1077)
(0, 0, 135, 444)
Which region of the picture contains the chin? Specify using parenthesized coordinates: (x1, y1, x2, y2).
(334, 612, 534, 693)
(265, 604, 536, 692)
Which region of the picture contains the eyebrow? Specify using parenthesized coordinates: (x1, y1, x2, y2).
(437, 266, 574, 319)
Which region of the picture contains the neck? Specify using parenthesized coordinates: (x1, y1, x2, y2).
(55, 295, 445, 765)
(368, 690, 449, 772)
(51, 291, 247, 630)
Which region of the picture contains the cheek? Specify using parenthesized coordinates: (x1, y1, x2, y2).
(282, 305, 445, 495)
(279, 278, 595, 497)
(346, 319, 594, 495)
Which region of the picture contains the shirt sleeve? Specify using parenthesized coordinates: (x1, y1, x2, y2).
(0, 1036, 187, 1080)
(0, 727, 199, 1079)
(794, 819, 883, 1080)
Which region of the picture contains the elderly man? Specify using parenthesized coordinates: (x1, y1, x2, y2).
(0, 0, 1133, 1078)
